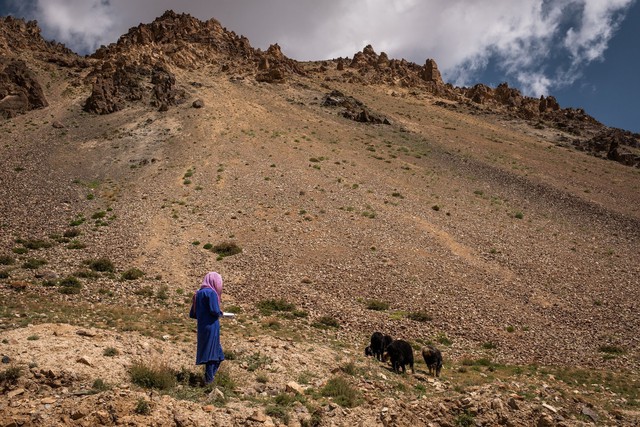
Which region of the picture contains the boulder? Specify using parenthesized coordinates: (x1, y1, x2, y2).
(0, 59, 48, 118)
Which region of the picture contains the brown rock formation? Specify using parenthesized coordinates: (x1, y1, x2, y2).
(0, 59, 48, 118)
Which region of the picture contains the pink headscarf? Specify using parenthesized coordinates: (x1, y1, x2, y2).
(199, 271, 223, 304)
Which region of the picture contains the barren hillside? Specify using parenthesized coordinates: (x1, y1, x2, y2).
(1, 12, 639, 427)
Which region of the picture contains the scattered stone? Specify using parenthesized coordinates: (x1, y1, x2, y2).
(248, 410, 267, 422)
(7, 388, 25, 399)
(70, 408, 88, 420)
(75, 329, 96, 338)
(286, 381, 304, 395)
(192, 99, 204, 108)
(76, 356, 92, 366)
(507, 397, 520, 410)
(541, 403, 558, 414)
(41, 397, 56, 404)
(52, 121, 65, 129)
(2, 356, 10, 364)
(202, 405, 215, 412)
(582, 406, 598, 423)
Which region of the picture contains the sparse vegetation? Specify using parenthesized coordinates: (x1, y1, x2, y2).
(212, 241, 242, 258)
(366, 300, 389, 311)
(320, 377, 360, 407)
(312, 316, 340, 329)
(129, 361, 176, 390)
(59, 276, 82, 294)
(0, 255, 15, 265)
(121, 268, 144, 280)
(134, 398, 151, 415)
(407, 311, 432, 322)
(86, 257, 114, 272)
(22, 258, 47, 269)
(257, 298, 295, 315)
(103, 347, 119, 357)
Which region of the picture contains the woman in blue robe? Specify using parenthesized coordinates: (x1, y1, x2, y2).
(189, 272, 225, 384)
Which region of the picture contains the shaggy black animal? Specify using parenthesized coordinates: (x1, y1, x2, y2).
(383, 339, 414, 374)
(368, 332, 384, 361)
(364, 345, 373, 357)
(421, 345, 442, 377)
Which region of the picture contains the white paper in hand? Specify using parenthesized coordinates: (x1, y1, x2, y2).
(222, 312, 236, 318)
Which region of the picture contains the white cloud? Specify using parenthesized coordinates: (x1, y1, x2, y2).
(26, 0, 634, 96)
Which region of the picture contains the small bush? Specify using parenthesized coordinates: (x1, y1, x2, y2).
(225, 305, 242, 314)
(92, 378, 110, 391)
(599, 345, 625, 354)
(21, 239, 53, 250)
(436, 333, 452, 346)
(366, 300, 389, 311)
(202, 243, 213, 250)
(212, 241, 242, 258)
(103, 347, 119, 357)
(431, 205, 440, 211)
(256, 373, 268, 383)
(321, 377, 360, 408)
(0, 366, 22, 384)
(12, 247, 28, 254)
(265, 406, 289, 424)
(134, 286, 154, 297)
(22, 258, 47, 269)
(156, 285, 169, 300)
(91, 211, 107, 219)
(59, 276, 82, 294)
(129, 361, 176, 390)
(134, 398, 151, 415)
(407, 311, 432, 322)
(257, 298, 295, 315)
(66, 240, 86, 249)
(514, 211, 524, 219)
(74, 269, 99, 279)
(505, 326, 515, 333)
(313, 316, 340, 329)
(63, 229, 81, 238)
(0, 270, 9, 279)
(87, 257, 114, 272)
(482, 341, 497, 350)
(0, 255, 14, 265)
(121, 268, 144, 280)
(27, 335, 39, 341)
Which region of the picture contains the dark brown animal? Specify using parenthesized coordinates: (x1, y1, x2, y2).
(421, 345, 442, 377)
(383, 340, 414, 374)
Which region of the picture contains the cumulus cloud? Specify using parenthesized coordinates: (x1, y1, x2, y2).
(16, 0, 635, 96)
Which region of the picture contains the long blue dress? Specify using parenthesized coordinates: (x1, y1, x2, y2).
(189, 288, 225, 365)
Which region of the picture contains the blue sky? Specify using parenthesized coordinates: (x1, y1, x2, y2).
(1, 0, 638, 133)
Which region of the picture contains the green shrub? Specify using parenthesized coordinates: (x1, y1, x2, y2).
(514, 211, 524, 219)
(21, 239, 52, 250)
(312, 316, 340, 329)
(225, 305, 242, 314)
(156, 285, 169, 300)
(66, 240, 86, 249)
(134, 398, 151, 415)
(27, 335, 39, 341)
(366, 300, 389, 311)
(103, 347, 119, 357)
(134, 286, 154, 297)
(22, 258, 47, 269)
(265, 406, 289, 424)
(482, 341, 497, 350)
(321, 377, 360, 408)
(432, 205, 440, 211)
(121, 268, 144, 280)
(505, 325, 515, 333)
(87, 257, 114, 272)
(436, 333, 452, 346)
(407, 311, 432, 322)
(129, 361, 176, 390)
(257, 298, 295, 315)
(0, 366, 22, 384)
(92, 378, 110, 391)
(63, 229, 81, 239)
(599, 345, 625, 354)
(91, 211, 107, 219)
(74, 269, 99, 279)
(202, 243, 213, 250)
(212, 241, 242, 258)
(59, 276, 82, 294)
(0, 255, 15, 265)
(12, 247, 28, 254)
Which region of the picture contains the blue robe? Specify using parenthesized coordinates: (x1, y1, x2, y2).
(189, 288, 225, 365)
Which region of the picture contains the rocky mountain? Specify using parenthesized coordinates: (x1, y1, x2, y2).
(1, 11, 639, 427)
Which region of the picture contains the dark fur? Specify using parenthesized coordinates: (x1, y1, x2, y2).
(368, 332, 387, 361)
(364, 345, 373, 357)
(421, 345, 442, 377)
(383, 340, 414, 374)
(382, 334, 393, 353)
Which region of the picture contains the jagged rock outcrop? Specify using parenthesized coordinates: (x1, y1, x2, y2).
(0, 59, 48, 118)
(322, 90, 390, 124)
(574, 128, 640, 167)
